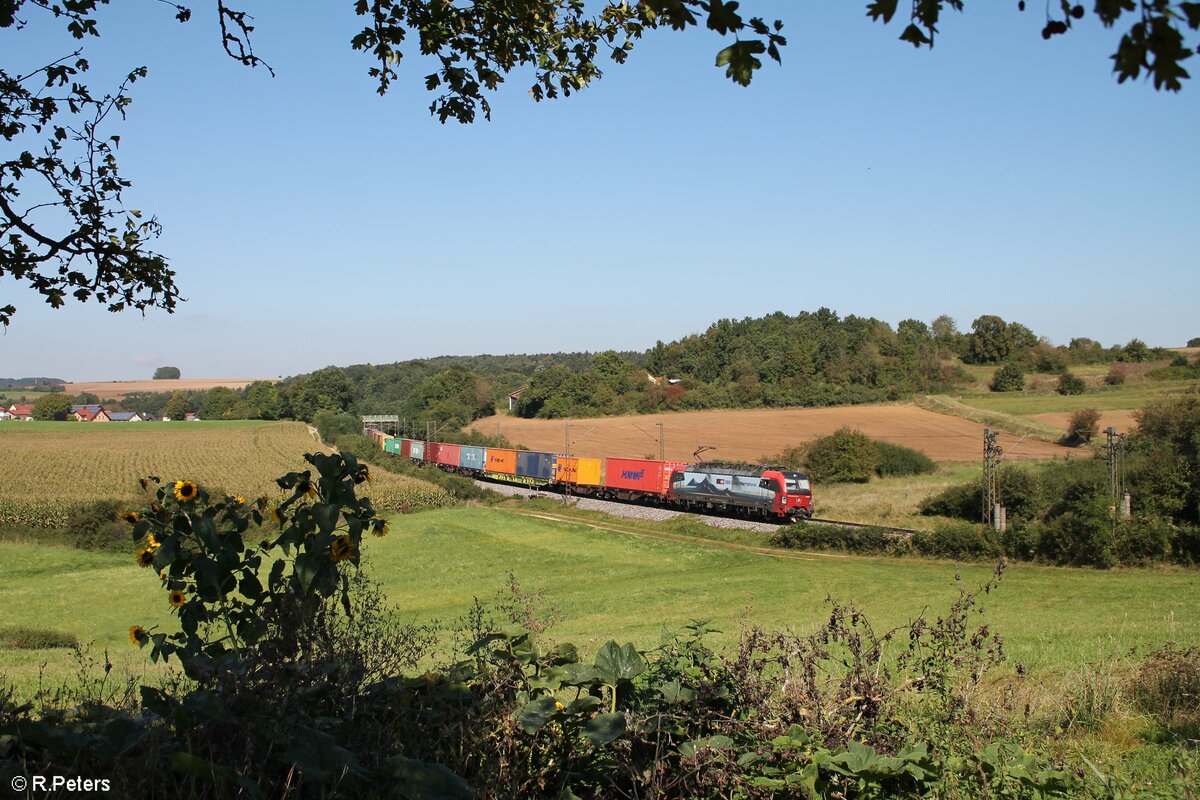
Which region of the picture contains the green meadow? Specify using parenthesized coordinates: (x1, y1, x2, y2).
(4, 506, 1198, 693)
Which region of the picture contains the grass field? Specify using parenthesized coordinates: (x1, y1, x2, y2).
(0, 420, 449, 524)
(5, 506, 1197, 693)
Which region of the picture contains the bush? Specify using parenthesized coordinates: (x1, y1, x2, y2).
(989, 363, 1025, 392)
(1103, 364, 1127, 385)
(875, 441, 936, 478)
(1063, 408, 1101, 446)
(0, 626, 78, 649)
(1056, 371, 1086, 395)
(919, 466, 1041, 525)
(770, 524, 911, 556)
(67, 500, 134, 552)
(1129, 644, 1200, 739)
(1189, 337, 1200, 348)
(802, 428, 879, 484)
(313, 408, 361, 442)
(1037, 510, 1114, 568)
(911, 521, 1003, 560)
(1173, 526, 1200, 566)
(1115, 518, 1172, 565)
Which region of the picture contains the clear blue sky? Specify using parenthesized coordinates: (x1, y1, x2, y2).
(2, 2, 1197, 381)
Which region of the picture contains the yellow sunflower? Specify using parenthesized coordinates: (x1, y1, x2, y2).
(128, 625, 150, 646)
(167, 589, 186, 608)
(173, 480, 199, 503)
(269, 505, 284, 526)
(146, 532, 160, 549)
(235, 495, 247, 505)
(329, 534, 356, 562)
(297, 479, 317, 500)
(372, 518, 390, 538)
(136, 547, 157, 568)
(120, 510, 141, 523)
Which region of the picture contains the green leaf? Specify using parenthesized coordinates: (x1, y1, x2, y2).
(594, 640, 645, 683)
(583, 712, 626, 746)
(714, 40, 766, 86)
(388, 758, 472, 800)
(312, 502, 340, 534)
(514, 696, 559, 734)
(678, 735, 734, 759)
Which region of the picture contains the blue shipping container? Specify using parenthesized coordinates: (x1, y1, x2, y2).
(460, 446, 486, 470)
(516, 451, 555, 481)
(410, 441, 425, 461)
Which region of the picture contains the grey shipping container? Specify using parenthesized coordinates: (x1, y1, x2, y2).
(516, 451, 555, 481)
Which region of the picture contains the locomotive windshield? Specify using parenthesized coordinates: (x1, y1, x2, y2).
(783, 473, 811, 495)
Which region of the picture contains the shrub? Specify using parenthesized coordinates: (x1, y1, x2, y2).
(1063, 408, 1101, 446)
(919, 466, 1041, 525)
(911, 521, 1003, 560)
(770, 524, 911, 556)
(802, 428, 879, 483)
(313, 408, 361, 442)
(1103, 364, 1127, 385)
(1172, 525, 1200, 565)
(1115, 518, 1172, 565)
(1129, 644, 1200, 739)
(1056, 371, 1086, 395)
(875, 441, 936, 478)
(989, 363, 1025, 392)
(67, 500, 134, 552)
(1037, 510, 1114, 568)
(0, 626, 78, 649)
(1189, 337, 1200, 348)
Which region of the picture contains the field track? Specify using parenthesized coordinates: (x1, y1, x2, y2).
(61, 378, 264, 400)
(471, 404, 1074, 463)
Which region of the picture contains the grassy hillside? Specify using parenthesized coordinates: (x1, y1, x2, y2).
(6, 506, 1197, 692)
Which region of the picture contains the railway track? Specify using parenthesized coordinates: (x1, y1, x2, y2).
(477, 479, 918, 538)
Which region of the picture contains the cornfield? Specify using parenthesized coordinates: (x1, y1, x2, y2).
(0, 421, 452, 527)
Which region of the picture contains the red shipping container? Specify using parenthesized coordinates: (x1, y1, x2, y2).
(399, 438, 412, 458)
(426, 442, 442, 463)
(435, 443, 460, 468)
(604, 458, 688, 496)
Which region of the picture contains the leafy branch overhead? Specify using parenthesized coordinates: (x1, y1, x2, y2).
(1, 1, 1198, 328)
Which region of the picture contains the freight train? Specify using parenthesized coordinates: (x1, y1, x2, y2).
(365, 430, 815, 522)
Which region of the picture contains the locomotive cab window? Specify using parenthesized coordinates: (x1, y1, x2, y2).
(784, 474, 812, 495)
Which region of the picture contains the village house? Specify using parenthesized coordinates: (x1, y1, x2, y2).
(6, 403, 34, 421)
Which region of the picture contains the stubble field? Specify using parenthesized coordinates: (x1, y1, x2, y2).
(470, 404, 1073, 464)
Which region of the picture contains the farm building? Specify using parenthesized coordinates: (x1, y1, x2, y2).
(107, 411, 143, 422)
(6, 403, 34, 420)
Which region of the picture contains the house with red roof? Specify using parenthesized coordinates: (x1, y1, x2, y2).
(7, 403, 34, 420)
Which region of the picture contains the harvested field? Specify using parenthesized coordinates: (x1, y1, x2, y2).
(61, 378, 264, 400)
(1029, 409, 1139, 434)
(470, 404, 1074, 463)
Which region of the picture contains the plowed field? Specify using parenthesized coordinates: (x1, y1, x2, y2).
(470, 404, 1074, 463)
(61, 378, 263, 400)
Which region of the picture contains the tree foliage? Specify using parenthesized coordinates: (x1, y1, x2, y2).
(802, 427, 880, 484)
(989, 363, 1025, 392)
(152, 366, 181, 380)
(31, 391, 72, 420)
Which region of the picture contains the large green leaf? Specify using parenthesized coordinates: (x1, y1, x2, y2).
(583, 712, 626, 746)
(389, 757, 473, 800)
(594, 640, 644, 683)
(514, 696, 560, 734)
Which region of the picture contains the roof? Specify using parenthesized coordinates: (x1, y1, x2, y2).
(70, 404, 102, 413)
(508, 389, 525, 398)
(107, 412, 138, 421)
(9, 403, 34, 416)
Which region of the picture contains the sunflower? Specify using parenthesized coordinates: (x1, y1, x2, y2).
(138, 477, 150, 490)
(372, 518, 390, 538)
(120, 510, 141, 523)
(354, 466, 372, 485)
(297, 479, 317, 500)
(269, 505, 284, 526)
(173, 480, 199, 503)
(329, 534, 356, 562)
(146, 532, 160, 549)
(235, 495, 247, 506)
(136, 547, 157, 568)
(128, 625, 150, 646)
(167, 589, 187, 608)
(256, 495, 269, 510)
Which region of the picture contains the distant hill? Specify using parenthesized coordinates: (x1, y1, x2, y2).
(0, 377, 66, 389)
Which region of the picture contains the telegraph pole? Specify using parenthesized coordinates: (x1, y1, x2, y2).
(982, 428, 1003, 529)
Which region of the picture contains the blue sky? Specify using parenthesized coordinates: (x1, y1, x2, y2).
(2, 2, 1197, 381)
